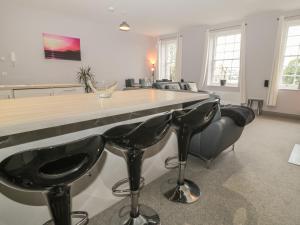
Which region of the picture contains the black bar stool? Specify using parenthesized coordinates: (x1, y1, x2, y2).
(103, 113, 172, 225)
(0, 135, 105, 225)
(164, 100, 219, 203)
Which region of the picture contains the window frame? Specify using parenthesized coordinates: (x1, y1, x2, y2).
(158, 37, 177, 81)
(207, 28, 242, 88)
(279, 19, 300, 90)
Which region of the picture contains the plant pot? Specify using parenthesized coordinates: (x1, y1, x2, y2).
(220, 80, 227, 86)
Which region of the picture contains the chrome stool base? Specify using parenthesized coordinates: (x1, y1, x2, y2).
(44, 211, 89, 225)
(112, 204, 160, 225)
(164, 179, 200, 204)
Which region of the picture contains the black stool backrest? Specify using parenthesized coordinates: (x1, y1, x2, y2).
(0, 135, 104, 191)
(173, 99, 219, 133)
(109, 113, 172, 150)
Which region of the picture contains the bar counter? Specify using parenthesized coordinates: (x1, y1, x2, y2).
(0, 89, 208, 148)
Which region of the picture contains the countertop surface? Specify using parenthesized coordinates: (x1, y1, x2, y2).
(0, 89, 209, 137)
(0, 83, 82, 90)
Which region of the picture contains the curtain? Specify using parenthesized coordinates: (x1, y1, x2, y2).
(240, 23, 247, 104)
(157, 39, 162, 81)
(174, 33, 183, 82)
(200, 29, 211, 89)
(267, 16, 285, 106)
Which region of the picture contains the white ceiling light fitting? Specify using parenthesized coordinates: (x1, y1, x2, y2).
(108, 6, 115, 12)
(119, 21, 130, 31)
(108, 4, 131, 32)
(119, 10, 130, 32)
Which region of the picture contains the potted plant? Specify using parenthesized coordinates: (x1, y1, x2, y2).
(77, 66, 95, 93)
(219, 65, 228, 86)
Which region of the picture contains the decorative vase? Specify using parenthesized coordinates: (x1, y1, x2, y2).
(88, 80, 118, 98)
(220, 79, 226, 86)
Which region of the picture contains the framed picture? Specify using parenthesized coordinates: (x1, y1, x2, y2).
(43, 33, 81, 61)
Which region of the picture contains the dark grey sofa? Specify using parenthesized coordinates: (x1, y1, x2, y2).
(153, 81, 219, 99)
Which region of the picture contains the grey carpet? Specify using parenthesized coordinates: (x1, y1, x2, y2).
(89, 116, 300, 225)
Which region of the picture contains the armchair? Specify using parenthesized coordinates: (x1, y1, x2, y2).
(188, 103, 255, 168)
(152, 81, 255, 167)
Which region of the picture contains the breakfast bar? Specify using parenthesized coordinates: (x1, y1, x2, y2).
(0, 89, 209, 225)
(0, 89, 209, 147)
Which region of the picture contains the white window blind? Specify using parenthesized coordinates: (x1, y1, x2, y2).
(158, 38, 177, 80)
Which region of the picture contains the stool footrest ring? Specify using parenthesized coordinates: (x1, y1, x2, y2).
(112, 177, 145, 197)
(165, 156, 179, 169)
(43, 211, 89, 225)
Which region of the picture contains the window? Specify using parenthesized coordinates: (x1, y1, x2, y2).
(280, 21, 300, 89)
(158, 38, 177, 80)
(208, 30, 241, 87)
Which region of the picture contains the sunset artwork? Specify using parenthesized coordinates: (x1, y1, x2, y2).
(43, 33, 81, 61)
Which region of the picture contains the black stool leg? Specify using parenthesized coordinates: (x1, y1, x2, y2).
(46, 186, 72, 225)
(127, 150, 143, 218)
(113, 149, 160, 225)
(164, 129, 200, 204)
(44, 186, 89, 225)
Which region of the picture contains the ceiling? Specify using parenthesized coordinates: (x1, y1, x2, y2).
(10, 0, 300, 36)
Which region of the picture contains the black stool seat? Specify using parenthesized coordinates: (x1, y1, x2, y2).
(104, 123, 141, 138)
(104, 113, 172, 225)
(0, 135, 105, 225)
(165, 100, 219, 203)
(103, 122, 141, 149)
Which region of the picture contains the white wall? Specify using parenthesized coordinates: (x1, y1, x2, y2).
(0, 2, 156, 88)
(181, 26, 207, 83)
(180, 11, 300, 115)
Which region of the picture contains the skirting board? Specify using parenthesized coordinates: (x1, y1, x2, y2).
(288, 144, 300, 166)
(263, 111, 300, 120)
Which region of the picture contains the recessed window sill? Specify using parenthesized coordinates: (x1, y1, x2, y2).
(207, 84, 239, 88)
(279, 88, 300, 91)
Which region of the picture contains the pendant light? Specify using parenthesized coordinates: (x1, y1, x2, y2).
(119, 21, 130, 31)
(108, 6, 131, 32)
